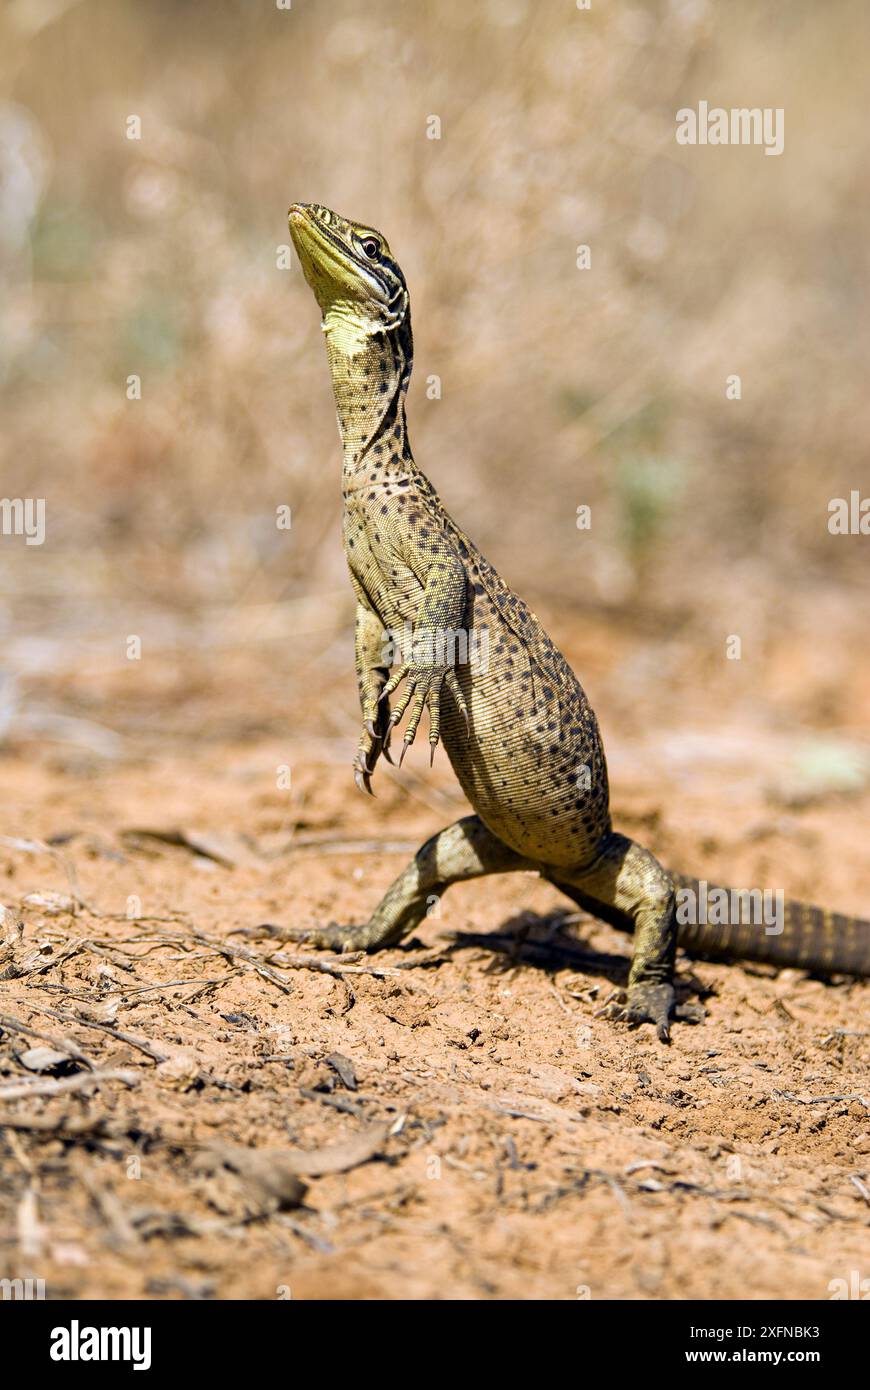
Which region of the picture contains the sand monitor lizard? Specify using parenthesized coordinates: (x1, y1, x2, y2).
(286, 202, 870, 1040)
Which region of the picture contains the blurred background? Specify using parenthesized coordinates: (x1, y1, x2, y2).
(1, 0, 869, 787)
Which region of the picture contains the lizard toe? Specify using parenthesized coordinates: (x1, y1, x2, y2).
(673, 999, 706, 1025)
(283, 922, 370, 952)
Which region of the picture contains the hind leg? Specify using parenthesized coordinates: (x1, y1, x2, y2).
(545, 831, 696, 1041)
(288, 815, 535, 952)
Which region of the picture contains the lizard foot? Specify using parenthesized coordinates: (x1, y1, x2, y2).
(280, 922, 372, 953)
(597, 982, 705, 1044)
(380, 662, 468, 764)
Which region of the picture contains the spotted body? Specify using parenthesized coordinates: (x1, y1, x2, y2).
(287, 203, 869, 1039)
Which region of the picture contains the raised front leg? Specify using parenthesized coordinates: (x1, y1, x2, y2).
(289, 815, 532, 952)
(546, 832, 701, 1041)
(381, 552, 469, 764)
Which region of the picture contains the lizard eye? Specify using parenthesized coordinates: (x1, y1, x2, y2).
(360, 237, 380, 259)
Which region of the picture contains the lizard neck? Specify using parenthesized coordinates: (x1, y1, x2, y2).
(322, 306, 416, 491)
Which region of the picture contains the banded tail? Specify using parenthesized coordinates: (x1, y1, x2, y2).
(673, 874, 870, 977)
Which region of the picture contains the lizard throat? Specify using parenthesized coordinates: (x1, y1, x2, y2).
(323, 313, 415, 485)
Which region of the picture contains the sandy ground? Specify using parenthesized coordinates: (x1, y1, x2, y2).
(1, 608, 869, 1301)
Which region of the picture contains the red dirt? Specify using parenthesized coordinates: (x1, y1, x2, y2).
(2, 609, 868, 1301)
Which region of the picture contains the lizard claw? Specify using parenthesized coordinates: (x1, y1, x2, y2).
(354, 766, 374, 796)
(354, 695, 393, 791)
(381, 713, 395, 762)
(353, 748, 376, 795)
(596, 981, 703, 1044)
(380, 662, 411, 701)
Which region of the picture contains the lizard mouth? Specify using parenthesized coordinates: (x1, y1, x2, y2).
(288, 203, 388, 306)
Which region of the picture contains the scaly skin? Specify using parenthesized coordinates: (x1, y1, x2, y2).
(286, 203, 869, 1040)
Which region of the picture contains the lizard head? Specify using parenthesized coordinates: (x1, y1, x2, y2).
(288, 203, 409, 346)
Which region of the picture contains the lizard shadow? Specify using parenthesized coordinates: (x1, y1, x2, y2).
(404, 907, 710, 1000)
(438, 908, 631, 989)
